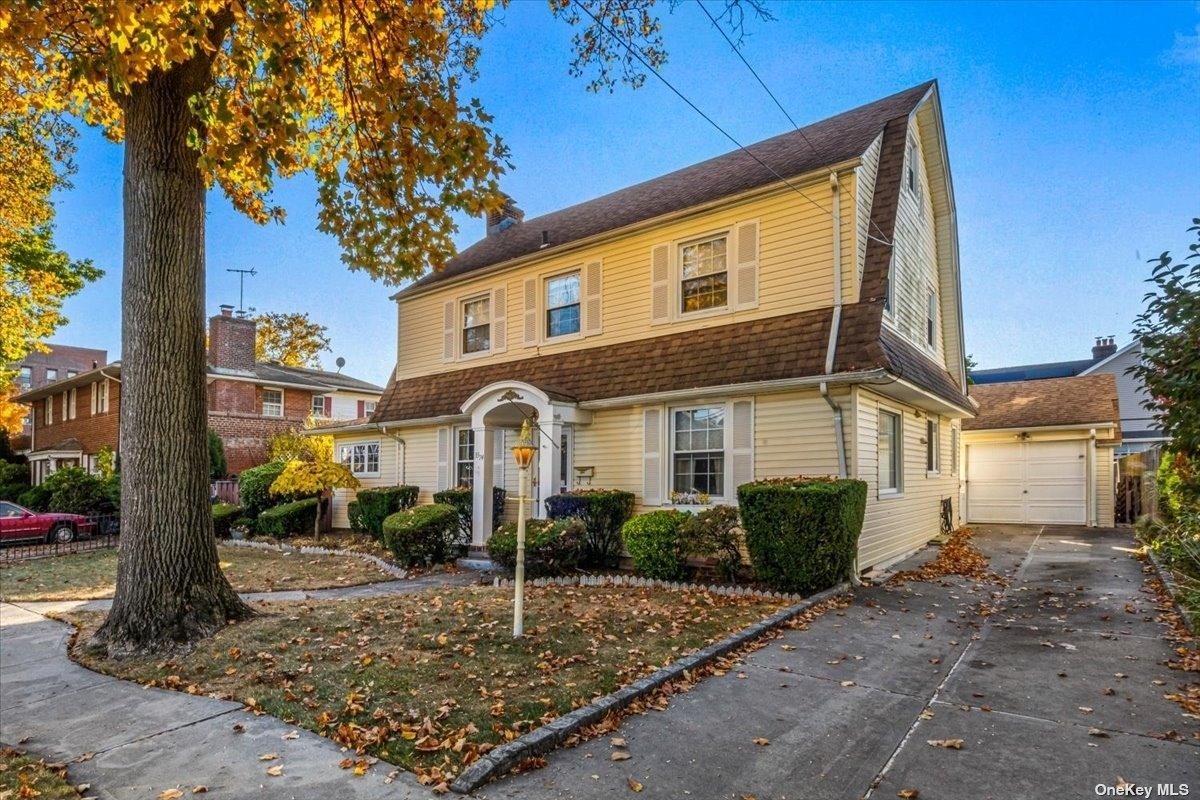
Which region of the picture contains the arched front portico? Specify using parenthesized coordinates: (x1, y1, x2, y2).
(460, 381, 592, 546)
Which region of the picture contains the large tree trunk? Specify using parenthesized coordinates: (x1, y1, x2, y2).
(91, 56, 252, 656)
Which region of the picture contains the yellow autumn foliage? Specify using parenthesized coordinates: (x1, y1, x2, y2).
(269, 459, 359, 497)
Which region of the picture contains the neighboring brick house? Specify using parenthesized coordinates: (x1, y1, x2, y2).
(15, 307, 384, 482)
(8, 344, 108, 450)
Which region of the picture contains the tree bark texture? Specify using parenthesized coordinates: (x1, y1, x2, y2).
(91, 57, 252, 655)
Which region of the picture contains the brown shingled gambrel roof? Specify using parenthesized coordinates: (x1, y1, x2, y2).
(963, 374, 1121, 433)
(373, 82, 972, 423)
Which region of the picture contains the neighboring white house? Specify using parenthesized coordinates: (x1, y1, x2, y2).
(1079, 340, 1165, 455)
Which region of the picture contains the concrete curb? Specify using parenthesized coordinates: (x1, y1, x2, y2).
(449, 581, 852, 795)
(1145, 546, 1198, 636)
(220, 538, 408, 580)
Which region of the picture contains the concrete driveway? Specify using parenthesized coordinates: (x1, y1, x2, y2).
(482, 526, 1199, 800)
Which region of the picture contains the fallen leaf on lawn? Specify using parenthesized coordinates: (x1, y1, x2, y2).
(611, 752, 632, 761)
(918, 710, 934, 721)
(192, 787, 207, 794)
(266, 765, 284, 777)
(281, 731, 300, 740)
(926, 739, 964, 750)
(752, 737, 770, 746)
(610, 737, 626, 747)
(1088, 728, 1109, 738)
(258, 752, 279, 761)
(159, 791, 184, 800)
(898, 791, 920, 799)
(627, 777, 644, 792)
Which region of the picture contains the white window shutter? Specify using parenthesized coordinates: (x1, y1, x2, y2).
(491, 286, 507, 353)
(642, 407, 663, 506)
(522, 277, 538, 347)
(582, 261, 603, 335)
(733, 220, 759, 309)
(437, 427, 451, 491)
(442, 301, 455, 362)
(730, 399, 755, 498)
(650, 244, 670, 324)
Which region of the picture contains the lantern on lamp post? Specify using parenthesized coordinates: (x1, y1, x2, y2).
(510, 418, 537, 637)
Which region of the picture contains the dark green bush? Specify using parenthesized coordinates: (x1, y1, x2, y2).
(257, 497, 319, 539)
(492, 486, 506, 532)
(238, 461, 288, 518)
(738, 477, 867, 594)
(382, 504, 460, 566)
(208, 430, 227, 480)
(433, 488, 471, 542)
(545, 489, 636, 568)
(486, 517, 586, 577)
(34, 467, 108, 516)
(0, 461, 30, 502)
(355, 485, 419, 539)
(347, 500, 364, 533)
(680, 505, 744, 583)
(622, 510, 689, 580)
(1158, 451, 1200, 522)
(17, 483, 51, 511)
(212, 502, 243, 539)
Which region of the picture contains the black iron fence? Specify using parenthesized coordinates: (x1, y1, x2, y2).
(0, 513, 121, 563)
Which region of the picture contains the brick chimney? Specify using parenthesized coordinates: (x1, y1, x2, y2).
(208, 305, 256, 371)
(486, 194, 524, 237)
(1091, 336, 1117, 361)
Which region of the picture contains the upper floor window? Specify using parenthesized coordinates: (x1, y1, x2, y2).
(92, 381, 110, 415)
(546, 272, 581, 338)
(45, 368, 58, 382)
(45, 396, 53, 425)
(879, 410, 902, 495)
(66, 370, 78, 378)
(671, 406, 725, 498)
(680, 235, 728, 314)
(67, 388, 77, 420)
(455, 428, 475, 488)
(926, 288, 937, 348)
(311, 395, 329, 417)
(262, 388, 284, 418)
(18, 366, 31, 390)
(364, 401, 377, 416)
(462, 297, 491, 354)
(926, 419, 940, 474)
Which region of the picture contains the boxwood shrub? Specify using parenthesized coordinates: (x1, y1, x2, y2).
(382, 504, 460, 565)
(621, 510, 689, 580)
(238, 462, 288, 518)
(432, 487, 507, 543)
(355, 485, 419, 540)
(486, 517, 586, 577)
(347, 500, 363, 533)
(544, 489, 636, 568)
(737, 477, 867, 594)
(257, 497, 319, 539)
(211, 502, 243, 539)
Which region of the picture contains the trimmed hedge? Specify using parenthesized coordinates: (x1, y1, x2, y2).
(212, 502, 243, 539)
(355, 485, 419, 540)
(486, 517, 586, 577)
(257, 497, 319, 539)
(621, 510, 689, 580)
(347, 500, 364, 533)
(544, 489, 636, 568)
(382, 504, 460, 566)
(432, 486, 507, 542)
(737, 477, 867, 594)
(679, 505, 744, 584)
(239, 462, 288, 518)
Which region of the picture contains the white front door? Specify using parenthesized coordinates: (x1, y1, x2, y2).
(966, 441, 1087, 525)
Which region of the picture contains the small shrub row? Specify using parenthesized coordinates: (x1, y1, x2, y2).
(432, 486, 507, 542)
(354, 485, 419, 539)
(382, 503, 460, 566)
(257, 497, 319, 539)
(486, 517, 586, 577)
(212, 502, 242, 539)
(545, 489, 636, 567)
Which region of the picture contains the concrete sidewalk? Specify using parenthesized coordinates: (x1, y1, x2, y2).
(483, 526, 1199, 800)
(0, 575, 478, 800)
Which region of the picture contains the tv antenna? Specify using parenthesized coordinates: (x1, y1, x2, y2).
(225, 267, 257, 315)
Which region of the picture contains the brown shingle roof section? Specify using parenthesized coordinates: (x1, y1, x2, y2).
(402, 82, 935, 295)
(963, 375, 1121, 432)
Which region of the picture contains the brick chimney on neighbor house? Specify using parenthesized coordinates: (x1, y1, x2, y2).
(1092, 336, 1118, 361)
(486, 194, 524, 236)
(208, 305, 256, 371)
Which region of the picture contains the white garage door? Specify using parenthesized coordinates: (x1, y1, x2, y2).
(966, 441, 1087, 525)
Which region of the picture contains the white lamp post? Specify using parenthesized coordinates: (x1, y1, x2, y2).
(510, 419, 536, 638)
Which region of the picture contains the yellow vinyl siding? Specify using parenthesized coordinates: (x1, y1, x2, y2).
(328, 427, 440, 529)
(753, 389, 850, 479)
(1096, 447, 1115, 527)
(395, 175, 859, 380)
(854, 133, 883, 298)
(855, 388, 961, 570)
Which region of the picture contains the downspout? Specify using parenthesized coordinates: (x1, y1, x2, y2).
(381, 426, 406, 485)
(821, 171, 857, 585)
(1088, 428, 1097, 528)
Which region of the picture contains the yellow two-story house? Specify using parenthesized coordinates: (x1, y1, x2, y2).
(326, 81, 974, 573)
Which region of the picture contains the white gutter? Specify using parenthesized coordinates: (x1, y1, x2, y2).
(577, 369, 889, 410)
(819, 171, 849, 482)
(1088, 428, 1098, 527)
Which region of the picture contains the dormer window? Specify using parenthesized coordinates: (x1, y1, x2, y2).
(462, 296, 491, 354)
(680, 234, 728, 313)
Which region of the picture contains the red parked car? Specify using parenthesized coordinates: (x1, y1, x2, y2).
(0, 501, 96, 544)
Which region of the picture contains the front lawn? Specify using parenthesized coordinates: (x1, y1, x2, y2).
(67, 586, 783, 788)
(0, 747, 82, 799)
(0, 545, 394, 602)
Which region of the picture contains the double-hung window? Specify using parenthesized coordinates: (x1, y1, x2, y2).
(18, 367, 31, 390)
(671, 406, 725, 497)
(879, 410, 902, 495)
(462, 297, 491, 354)
(96, 381, 109, 414)
(311, 395, 329, 417)
(45, 368, 58, 382)
(545, 272, 581, 338)
(262, 389, 284, 418)
(926, 419, 940, 475)
(45, 396, 53, 425)
(680, 235, 728, 313)
(364, 401, 377, 416)
(454, 428, 475, 488)
(339, 442, 380, 477)
(67, 388, 77, 420)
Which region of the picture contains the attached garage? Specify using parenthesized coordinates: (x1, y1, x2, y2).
(962, 375, 1121, 528)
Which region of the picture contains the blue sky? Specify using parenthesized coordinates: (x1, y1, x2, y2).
(46, 0, 1200, 385)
